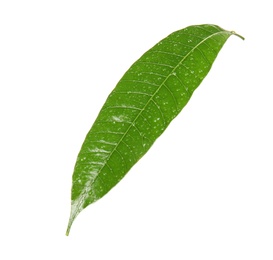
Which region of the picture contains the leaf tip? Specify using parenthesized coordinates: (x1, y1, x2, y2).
(230, 30, 245, 40)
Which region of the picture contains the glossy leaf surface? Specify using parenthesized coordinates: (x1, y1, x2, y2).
(66, 24, 243, 235)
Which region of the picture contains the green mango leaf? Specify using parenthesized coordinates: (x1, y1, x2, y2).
(66, 24, 243, 235)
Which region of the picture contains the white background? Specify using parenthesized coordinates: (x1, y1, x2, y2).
(0, 0, 272, 259)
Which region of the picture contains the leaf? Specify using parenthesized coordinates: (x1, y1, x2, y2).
(66, 24, 244, 235)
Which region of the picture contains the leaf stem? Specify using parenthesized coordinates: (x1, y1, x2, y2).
(66, 216, 73, 236)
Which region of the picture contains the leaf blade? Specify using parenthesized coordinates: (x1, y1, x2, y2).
(66, 24, 243, 235)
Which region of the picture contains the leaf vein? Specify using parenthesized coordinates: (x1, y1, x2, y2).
(163, 83, 179, 113)
(113, 91, 153, 97)
(120, 79, 160, 87)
